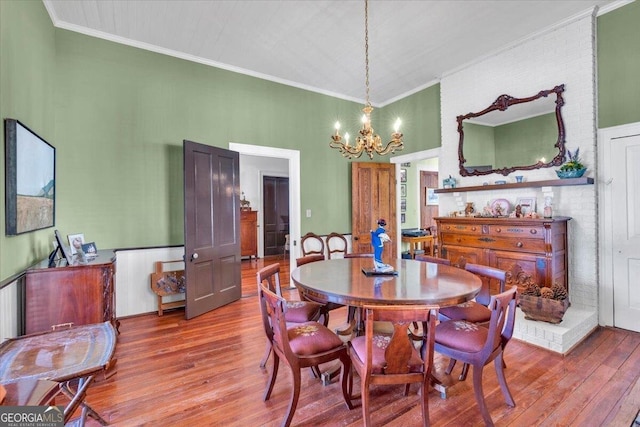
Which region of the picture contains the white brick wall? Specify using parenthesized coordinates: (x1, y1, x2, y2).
(440, 13, 598, 353)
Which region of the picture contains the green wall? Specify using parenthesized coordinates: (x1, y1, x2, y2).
(598, 0, 640, 128)
(0, 0, 441, 282)
(0, 0, 57, 280)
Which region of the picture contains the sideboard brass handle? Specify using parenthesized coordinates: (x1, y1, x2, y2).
(516, 242, 523, 248)
(471, 227, 477, 231)
(495, 228, 501, 233)
(530, 229, 537, 234)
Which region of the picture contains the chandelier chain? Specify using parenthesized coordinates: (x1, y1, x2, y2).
(364, 0, 370, 107)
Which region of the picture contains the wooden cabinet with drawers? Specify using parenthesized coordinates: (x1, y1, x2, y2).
(435, 216, 571, 295)
(23, 250, 117, 335)
(240, 210, 258, 259)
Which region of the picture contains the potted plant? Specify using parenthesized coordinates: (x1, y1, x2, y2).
(556, 148, 586, 178)
(519, 282, 569, 324)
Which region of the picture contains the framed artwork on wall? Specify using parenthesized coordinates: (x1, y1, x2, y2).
(401, 199, 406, 212)
(400, 169, 407, 182)
(426, 188, 439, 206)
(4, 119, 55, 235)
(401, 213, 406, 223)
(401, 184, 407, 198)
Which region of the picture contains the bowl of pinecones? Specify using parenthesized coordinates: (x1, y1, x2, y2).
(519, 282, 570, 324)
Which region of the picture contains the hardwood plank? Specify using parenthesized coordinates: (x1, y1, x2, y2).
(67, 257, 640, 426)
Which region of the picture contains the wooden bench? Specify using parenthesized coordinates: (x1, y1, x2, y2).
(150, 260, 185, 316)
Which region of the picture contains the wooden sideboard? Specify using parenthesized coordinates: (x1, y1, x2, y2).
(240, 210, 258, 259)
(23, 250, 117, 335)
(435, 216, 570, 295)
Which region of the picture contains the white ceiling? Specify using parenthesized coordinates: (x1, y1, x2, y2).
(43, 0, 621, 107)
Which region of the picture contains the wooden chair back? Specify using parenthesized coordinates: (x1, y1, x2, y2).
(326, 232, 348, 259)
(301, 232, 325, 257)
(295, 254, 325, 267)
(465, 263, 506, 306)
(256, 263, 283, 296)
(348, 304, 439, 426)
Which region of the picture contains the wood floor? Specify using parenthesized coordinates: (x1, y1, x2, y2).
(78, 257, 640, 426)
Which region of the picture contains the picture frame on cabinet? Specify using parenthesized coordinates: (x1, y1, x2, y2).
(67, 233, 85, 255)
(516, 197, 536, 215)
(54, 230, 74, 266)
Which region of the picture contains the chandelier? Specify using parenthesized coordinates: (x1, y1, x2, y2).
(330, 0, 403, 160)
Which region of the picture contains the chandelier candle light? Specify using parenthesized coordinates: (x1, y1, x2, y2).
(330, 0, 404, 159)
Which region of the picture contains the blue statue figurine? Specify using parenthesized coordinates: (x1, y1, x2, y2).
(371, 218, 394, 273)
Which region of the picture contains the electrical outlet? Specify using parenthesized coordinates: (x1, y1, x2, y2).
(306, 209, 312, 218)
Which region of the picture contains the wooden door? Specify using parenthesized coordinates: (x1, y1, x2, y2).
(611, 134, 640, 332)
(263, 176, 289, 256)
(183, 140, 241, 320)
(351, 162, 397, 261)
(420, 171, 439, 229)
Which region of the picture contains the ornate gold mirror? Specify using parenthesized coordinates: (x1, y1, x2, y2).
(457, 84, 565, 177)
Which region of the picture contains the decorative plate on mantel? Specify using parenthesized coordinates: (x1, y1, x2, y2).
(490, 198, 511, 216)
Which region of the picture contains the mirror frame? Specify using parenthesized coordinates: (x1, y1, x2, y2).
(457, 84, 566, 177)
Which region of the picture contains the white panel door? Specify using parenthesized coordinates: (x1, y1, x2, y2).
(612, 134, 640, 332)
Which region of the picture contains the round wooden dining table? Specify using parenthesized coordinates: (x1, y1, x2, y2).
(291, 257, 481, 308)
(291, 257, 482, 392)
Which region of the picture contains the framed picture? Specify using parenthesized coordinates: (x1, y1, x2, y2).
(67, 233, 85, 255)
(401, 199, 406, 212)
(401, 184, 407, 198)
(426, 188, 439, 206)
(54, 230, 73, 265)
(516, 197, 536, 215)
(401, 213, 406, 223)
(400, 169, 407, 183)
(82, 242, 98, 257)
(4, 119, 55, 235)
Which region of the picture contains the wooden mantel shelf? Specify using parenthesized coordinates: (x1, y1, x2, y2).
(434, 177, 594, 194)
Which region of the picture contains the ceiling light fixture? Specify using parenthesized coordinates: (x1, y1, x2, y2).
(330, 0, 403, 160)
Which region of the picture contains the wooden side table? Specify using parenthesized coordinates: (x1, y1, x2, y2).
(401, 235, 434, 258)
(0, 322, 116, 425)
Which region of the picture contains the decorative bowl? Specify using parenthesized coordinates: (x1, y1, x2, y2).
(556, 168, 586, 179)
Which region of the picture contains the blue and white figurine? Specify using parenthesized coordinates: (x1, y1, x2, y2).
(371, 218, 394, 273)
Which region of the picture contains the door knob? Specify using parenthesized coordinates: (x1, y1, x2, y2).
(191, 253, 199, 261)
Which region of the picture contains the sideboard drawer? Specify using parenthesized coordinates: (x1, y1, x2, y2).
(439, 223, 482, 234)
(486, 225, 545, 239)
(441, 233, 545, 253)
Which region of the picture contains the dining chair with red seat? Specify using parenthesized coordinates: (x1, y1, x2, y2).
(258, 281, 353, 427)
(434, 285, 518, 427)
(439, 263, 507, 380)
(348, 304, 439, 427)
(301, 232, 325, 257)
(257, 263, 323, 368)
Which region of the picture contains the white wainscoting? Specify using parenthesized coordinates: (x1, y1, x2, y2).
(0, 280, 19, 342)
(115, 247, 185, 318)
